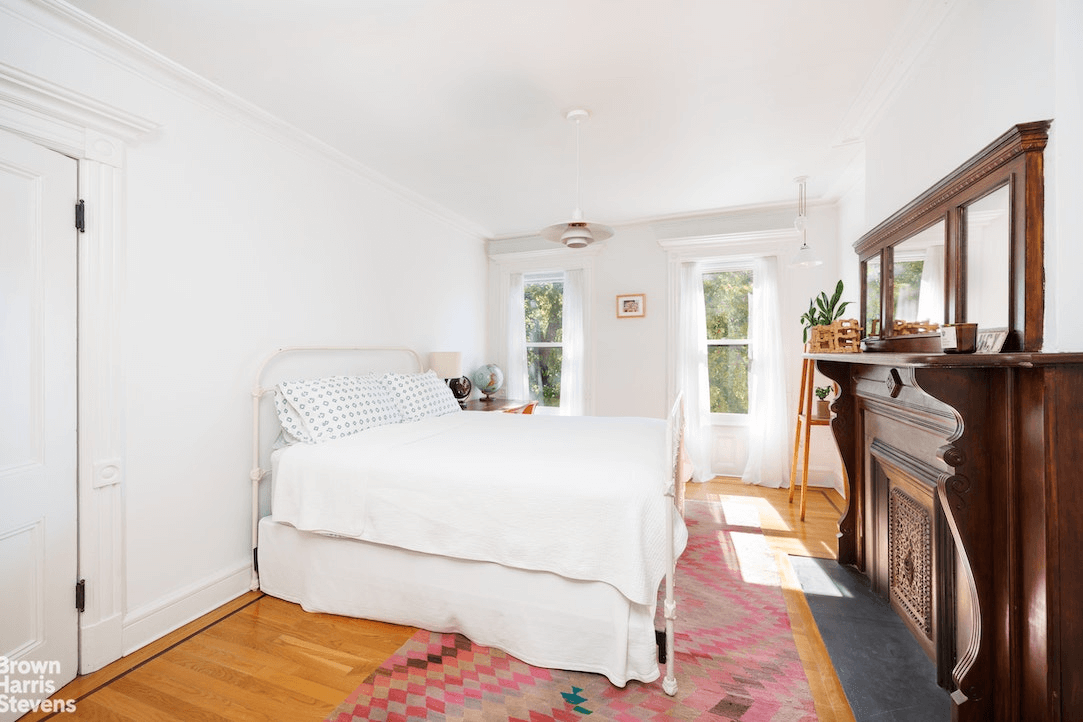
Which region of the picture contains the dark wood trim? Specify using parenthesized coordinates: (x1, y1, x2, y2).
(855, 120, 1050, 352)
(815, 352, 1082, 721)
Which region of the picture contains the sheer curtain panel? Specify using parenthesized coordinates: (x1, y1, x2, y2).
(505, 273, 528, 400)
(677, 262, 714, 481)
(559, 269, 585, 415)
(741, 256, 790, 487)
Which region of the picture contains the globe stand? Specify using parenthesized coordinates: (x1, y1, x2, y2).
(471, 363, 504, 403)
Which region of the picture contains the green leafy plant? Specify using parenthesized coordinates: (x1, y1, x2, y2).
(800, 280, 852, 343)
(814, 386, 831, 400)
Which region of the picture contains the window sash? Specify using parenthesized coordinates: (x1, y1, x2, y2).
(523, 272, 565, 408)
(702, 266, 753, 419)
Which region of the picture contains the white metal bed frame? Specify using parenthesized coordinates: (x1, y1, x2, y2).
(248, 345, 684, 695)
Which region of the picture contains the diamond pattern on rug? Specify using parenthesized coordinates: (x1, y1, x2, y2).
(327, 500, 816, 721)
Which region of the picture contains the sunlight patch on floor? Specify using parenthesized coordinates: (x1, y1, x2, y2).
(725, 530, 782, 587)
(717, 498, 763, 529)
(791, 557, 851, 598)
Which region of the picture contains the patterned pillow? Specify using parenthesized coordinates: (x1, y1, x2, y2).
(274, 387, 314, 443)
(274, 375, 403, 443)
(382, 370, 462, 422)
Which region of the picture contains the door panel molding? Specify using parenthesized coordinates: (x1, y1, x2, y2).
(0, 62, 155, 674)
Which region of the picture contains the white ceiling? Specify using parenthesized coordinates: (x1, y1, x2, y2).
(63, 0, 950, 239)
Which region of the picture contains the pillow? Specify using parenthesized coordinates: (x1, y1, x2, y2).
(274, 386, 314, 444)
(382, 370, 462, 422)
(274, 375, 403, 443)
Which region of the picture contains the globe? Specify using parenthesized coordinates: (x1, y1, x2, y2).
(471, 363, 504, 400)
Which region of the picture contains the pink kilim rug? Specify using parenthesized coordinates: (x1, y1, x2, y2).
(326, 499, 816, 721)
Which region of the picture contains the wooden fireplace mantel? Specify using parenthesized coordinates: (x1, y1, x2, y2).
(809, 351, 1082, 722)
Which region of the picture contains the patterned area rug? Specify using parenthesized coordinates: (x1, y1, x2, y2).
(326, 499, 815, 721)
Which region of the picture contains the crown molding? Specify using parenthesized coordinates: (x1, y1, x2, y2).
(831, 0, 962, 147)
(657, 228, 799, 260)
(9, 0, 488, 239)
(488, 242, 606, 268)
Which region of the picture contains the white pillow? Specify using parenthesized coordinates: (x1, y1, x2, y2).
(274, 375, 403, 443)
(274, 386, 314, 443)
(382, 370, 462, 422)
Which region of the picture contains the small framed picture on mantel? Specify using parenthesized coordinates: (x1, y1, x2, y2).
(975, 327, 1008, 353)
(616, 293, 646, 318)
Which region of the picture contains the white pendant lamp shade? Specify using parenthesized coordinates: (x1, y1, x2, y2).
(541, 109, 613, 248)
(789, 175, 822, 268)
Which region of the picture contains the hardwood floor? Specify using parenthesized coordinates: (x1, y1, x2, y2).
(687, 477, 855, 722)
(24, 478, 852, 721)
(20, 595, 417, 721)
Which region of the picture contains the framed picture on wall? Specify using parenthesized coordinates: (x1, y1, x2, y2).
(616, 294, 646, 318)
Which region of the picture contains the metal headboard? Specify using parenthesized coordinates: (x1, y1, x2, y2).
(248, 346, 423, 589)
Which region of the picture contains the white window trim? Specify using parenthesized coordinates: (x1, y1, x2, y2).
(660, 230, 797, 427)
(488, 247, 597, 415)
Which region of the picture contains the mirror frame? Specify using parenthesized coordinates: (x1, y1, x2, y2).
(855, 120, 1049, 353)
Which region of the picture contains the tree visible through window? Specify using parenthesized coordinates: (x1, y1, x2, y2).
(703, 269, 752, 414)
(524, 273, 564, 407)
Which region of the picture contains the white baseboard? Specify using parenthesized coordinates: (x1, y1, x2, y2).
(120, 563, 251, 657)
(79, 612, 123, 674)
(805, 466, 845, 494)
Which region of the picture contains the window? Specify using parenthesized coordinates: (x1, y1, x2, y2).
(523, 271, 564, 407)
(702, 267, 753, 415)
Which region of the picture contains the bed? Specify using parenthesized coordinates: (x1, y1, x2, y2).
(249, 346, 687, 693)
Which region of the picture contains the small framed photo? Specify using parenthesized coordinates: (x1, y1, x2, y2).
(616, 293, 646, 318)
(975, 327, 1008, 354)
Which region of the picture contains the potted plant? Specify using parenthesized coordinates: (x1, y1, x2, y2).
(799, 280, 857, 351)
(814, 386, 832, 418)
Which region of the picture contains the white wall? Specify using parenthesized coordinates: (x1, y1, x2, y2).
(1, 0, 486, 656)
(1050, 0, 1083, 351)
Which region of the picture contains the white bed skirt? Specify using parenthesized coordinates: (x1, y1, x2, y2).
(257, 517, 661, 686)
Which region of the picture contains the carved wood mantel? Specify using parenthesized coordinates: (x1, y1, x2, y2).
(811, 351, 1083, 722)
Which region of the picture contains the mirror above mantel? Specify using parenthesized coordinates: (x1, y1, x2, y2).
(855, 120, 1050, 353)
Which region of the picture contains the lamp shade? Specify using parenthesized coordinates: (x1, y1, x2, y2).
(789, 241, 823, 268)
(429, 351, 462, 379)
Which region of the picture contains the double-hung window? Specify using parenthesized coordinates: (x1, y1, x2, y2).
(523, 271, 565, 408)
(702, 265, 753, 418)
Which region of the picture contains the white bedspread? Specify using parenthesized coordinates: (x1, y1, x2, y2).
(271, 411, 687, 605)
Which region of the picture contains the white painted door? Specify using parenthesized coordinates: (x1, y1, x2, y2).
(0, 128, 78, 720)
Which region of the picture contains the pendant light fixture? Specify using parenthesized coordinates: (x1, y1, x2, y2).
(789, 175, 822, 268)
(541, 108, 613, 248)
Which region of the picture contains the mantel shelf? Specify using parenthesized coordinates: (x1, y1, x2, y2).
(806, 351, 1083, 369)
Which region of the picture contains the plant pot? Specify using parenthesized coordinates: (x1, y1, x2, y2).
(815, 399, 831, 418)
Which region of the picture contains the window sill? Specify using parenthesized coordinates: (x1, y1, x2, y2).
(710, 413, 750, 427)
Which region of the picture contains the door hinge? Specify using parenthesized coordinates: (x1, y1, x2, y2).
(75, 579, 86, 613)
(75, 199, 85, 233)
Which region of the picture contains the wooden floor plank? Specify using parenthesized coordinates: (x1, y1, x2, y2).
(26, 478, 854, 720)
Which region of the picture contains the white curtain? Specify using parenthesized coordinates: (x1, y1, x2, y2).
(559, 269, 584, 415)
(917, 244, 946, 324)
(676, 261, 714, 481)
(741, 255, 790, 488)
(505, 272, 528, 400)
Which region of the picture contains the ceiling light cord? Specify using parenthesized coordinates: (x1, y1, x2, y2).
(574, 116, 582, 219)
(789, 175, 821, 268)
(539, 108, 614, 247)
